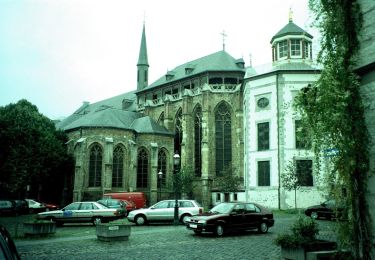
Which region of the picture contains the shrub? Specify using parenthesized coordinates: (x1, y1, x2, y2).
(274, 216, 319, 248)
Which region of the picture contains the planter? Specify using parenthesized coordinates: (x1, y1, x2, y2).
(23, 221, 56, 236)
(96, 223, 131, 242)
(280, 240, 337, 260)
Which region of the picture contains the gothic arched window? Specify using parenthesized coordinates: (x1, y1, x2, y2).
(158, 112, 165, 127)
(158, 150, 167, 187)
(137, 149, 148, 188)
(89, 143, 102, 187)
(174, 108, 183, 156)
(215, 102, 232, 176)
(194, 105, 202, 177)
(112, 145, 124, 188)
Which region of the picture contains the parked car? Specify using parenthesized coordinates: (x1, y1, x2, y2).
(103, 192, 147, 209)
(0, 200, 15, 216)
(97, 199, 127, 216)
(26, 199, 46, 213)
(12, 199, 29, 215)
(185, 202, 274, 237)
(43, 202, 60, 211)
(37, 201, 125, 226)
(127, 199, 203, 225)
(0, 225, 20, 260)
(122, 200, 137, 212)
(305, 199, 343, 220)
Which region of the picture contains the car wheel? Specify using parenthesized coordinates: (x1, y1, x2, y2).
(310, 211, 319, 220)
(92, 217, 102, 225)
(180, 214, 191, 224)
(135, 215, 146, 226)
(258, 222, 268, 233)
(214, 224, 225, 237)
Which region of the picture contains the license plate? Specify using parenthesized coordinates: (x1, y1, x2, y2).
(189, 224, 197, 229)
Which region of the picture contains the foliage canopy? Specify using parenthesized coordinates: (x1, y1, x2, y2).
(0, 99, 73, 199)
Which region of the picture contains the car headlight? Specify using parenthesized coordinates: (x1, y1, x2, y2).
(198, 220, 206, 224)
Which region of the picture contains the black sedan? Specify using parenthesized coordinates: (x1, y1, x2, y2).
(304, 199, 343, 220)
(185, 202, 274, 236)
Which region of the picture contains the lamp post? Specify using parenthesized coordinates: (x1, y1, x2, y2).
(158, 170, 163, 201)
(173, 152, 180, 225)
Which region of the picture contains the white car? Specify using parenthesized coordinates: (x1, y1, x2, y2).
(37, 201, 125, 226)
(25, 199, 46, 213)
(127, 200, 203, 225)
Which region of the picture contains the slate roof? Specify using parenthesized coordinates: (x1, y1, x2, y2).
(56, 90, 172, 135)
(271, 21, 313, 43)
(245, 62, 321, 79)
(131, 116, 171, 135)
(142, 50, 245, 91)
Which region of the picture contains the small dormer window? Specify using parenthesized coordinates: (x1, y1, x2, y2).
(185, 63, 195, 75)
(290, 39, 301, 57)
(278, 40, 288, 59)
(166, 71, 175, 81)
(185, 68, 193, 75)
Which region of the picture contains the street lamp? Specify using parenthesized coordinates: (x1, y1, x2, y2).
(158, 170, 163, 201)
(173, 152, 181, 225)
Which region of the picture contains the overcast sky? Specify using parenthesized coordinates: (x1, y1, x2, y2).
(0, 0, 317, 119)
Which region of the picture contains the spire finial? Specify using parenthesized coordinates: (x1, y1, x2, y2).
(220, 30, 227, 51)
(143, 11, 146, 25)
(289, 8, 293, 22)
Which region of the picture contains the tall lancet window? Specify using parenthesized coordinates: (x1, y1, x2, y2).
(215, 102, 232, 176)
(112, 145, 124, 188)
(157, 150, 167, 187)
(89, 143, 102, 187)
(174, 108, 183, 156)
(194, 105, 202, 177)
(137, 148, 148, 188)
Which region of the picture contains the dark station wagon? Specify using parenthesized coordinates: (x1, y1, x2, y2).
(186, 202, 274, 236)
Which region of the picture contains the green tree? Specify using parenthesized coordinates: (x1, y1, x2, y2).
(0, 99, 73, 202)
(174, 166, 195, 199)
(215, 166, 242, 201)
(281, 160, 299, 211)
(294, 1, 373, 258)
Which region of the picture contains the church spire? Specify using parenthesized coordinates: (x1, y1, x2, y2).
(137, 23, 149, 90)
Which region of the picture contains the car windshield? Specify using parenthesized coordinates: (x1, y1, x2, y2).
(209, 203, 234, 214)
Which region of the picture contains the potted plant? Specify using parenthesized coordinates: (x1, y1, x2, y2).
(96, 219, 131, 242)
(274, 216, 336, 260)
(23, 219, 56, 236)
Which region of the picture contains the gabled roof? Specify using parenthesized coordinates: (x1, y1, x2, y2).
(56, 90, 173, 135)
(62, 108, 141, 131)
(141, 50, 245, 92)
(131, 116, 171, 135)
(271, 21, 313, 43)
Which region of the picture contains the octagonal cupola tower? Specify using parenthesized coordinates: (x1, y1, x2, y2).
(270, 12, 313, 65)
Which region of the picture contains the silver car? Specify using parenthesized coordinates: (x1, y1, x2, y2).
(37, 201, 125, 226)
(127, 199, 203, 225)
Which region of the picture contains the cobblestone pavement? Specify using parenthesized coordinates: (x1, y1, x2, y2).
(14, 215, 337, 260)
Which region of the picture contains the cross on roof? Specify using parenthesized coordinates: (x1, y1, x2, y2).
(220, 30, 227, 51)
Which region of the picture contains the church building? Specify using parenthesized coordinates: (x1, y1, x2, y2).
(57, 16, 327, 210)
(57, 23, 245, 209)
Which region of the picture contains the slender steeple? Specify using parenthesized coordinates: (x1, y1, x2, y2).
(137, 23, 149, 90)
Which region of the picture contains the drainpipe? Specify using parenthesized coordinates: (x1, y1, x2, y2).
(276, 73, 281, 210)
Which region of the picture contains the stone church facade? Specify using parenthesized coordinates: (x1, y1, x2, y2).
(57, 24, 245, 209)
